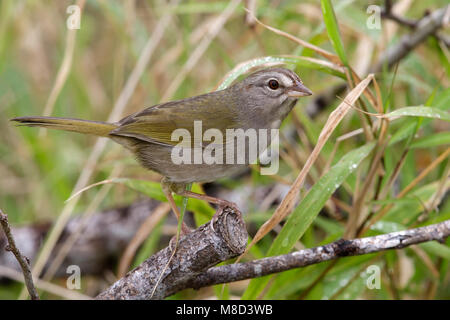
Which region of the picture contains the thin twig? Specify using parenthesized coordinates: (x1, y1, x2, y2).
(360, 147, 450, 235)
(0, 209, 39, 300)
(345, 119, 389, 238)
(381, 3, 418, 29)
(247, 8, 340, 64)
(374, 5, 450, 72)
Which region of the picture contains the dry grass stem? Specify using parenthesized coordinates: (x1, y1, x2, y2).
(162, 0, 242, 101)
(0, 266, 91, 300)
(40, 0, 86, 129)
(360, 147, 450, 235)
(247, 9, 341, 64)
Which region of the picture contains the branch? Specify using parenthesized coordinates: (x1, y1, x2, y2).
(374, 5, 450, 72)
(96, 206, 247, 300)
(381, 1, 418, 29)
(0, 209, 39, 300)
(381, 4, 450, 48)
(182, 220, 449, 290)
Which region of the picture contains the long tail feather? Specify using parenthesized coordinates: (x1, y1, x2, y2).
(10, 116, 117, 137)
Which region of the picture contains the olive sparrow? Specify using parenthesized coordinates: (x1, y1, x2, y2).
(12, 67, 312, 230)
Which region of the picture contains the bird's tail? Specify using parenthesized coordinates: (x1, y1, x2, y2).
(11, 116, 117, 137)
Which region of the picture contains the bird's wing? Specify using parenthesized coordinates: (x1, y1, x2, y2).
(110, 90, 241, 147)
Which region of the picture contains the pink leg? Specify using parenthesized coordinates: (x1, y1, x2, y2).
(177, 190, 238, 211)
(176, 190, 241, 232)
(161, 181, 192, 235)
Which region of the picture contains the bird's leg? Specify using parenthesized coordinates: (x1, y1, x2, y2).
(176, 190, 238, 211)
(174, 189, 241, 232)
(163, 178, 241, 233)
(161, 178, 192, 235)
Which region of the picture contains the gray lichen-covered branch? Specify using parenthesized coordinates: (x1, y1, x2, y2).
(374, 5, 450, 71)
(96, 206, 248, 300)
(182, 220, 450, 291)
(95, 211, 448, 300)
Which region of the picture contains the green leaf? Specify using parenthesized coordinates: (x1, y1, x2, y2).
(176, 183, 192, 242)
(389, 121, 417, 146)
(114, 178, 215, 218)
(116, 178, 166, 201)
(420, 242, 450, 260)
(265, 233, 341, 299)
(385, 107, 450, 122)
(191, 183, 214, 225)
(384, 180, 450, 224)
(133, 218, 166, 267)
(242, 142, 376, 299)
(314, 216, 344, 234)
(396, 85, 438, 148)
(370, 221, 405, 233)
(320, 263, 367, 300)
(320, 0, 348, 66)
(410, 132, 450, 149)
(273, 142, 375, 254)
(388, 89, 444, 147)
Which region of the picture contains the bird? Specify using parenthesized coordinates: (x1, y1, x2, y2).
(11, 67, 312, 232)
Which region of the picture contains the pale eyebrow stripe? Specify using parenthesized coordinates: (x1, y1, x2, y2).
(278, 68, 302, 84)
(276, 73, 294, 87)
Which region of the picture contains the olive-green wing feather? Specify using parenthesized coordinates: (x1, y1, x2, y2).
(111, 90, 241, 147)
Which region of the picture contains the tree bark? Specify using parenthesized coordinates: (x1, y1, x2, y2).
(184, 220, 450, 290)
(96, 206, 247, 300)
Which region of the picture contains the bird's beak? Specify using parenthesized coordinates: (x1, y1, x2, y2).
(287, 83, 313, 97)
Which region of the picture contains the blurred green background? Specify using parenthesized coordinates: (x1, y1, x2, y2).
(0, 0, 449, 300)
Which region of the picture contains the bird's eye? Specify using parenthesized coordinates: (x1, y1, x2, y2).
(268, 79, 279, 90)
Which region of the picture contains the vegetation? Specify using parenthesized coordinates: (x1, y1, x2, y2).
(0, 0, 449, 299)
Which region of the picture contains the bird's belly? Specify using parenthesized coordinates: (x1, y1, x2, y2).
(135, 144, 248, 183)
